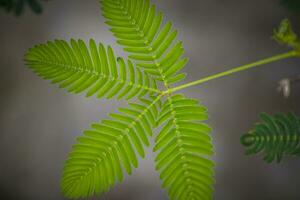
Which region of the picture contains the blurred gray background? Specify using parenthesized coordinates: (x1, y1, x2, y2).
(1, 0, 300, 199)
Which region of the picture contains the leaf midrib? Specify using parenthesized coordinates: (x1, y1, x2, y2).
(67, 95, 162, 188)
(112, 1, 170, 89)
(165, 96, 199, 197)
(29, 59, 161, 94)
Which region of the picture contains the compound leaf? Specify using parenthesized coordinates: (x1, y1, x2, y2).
(155, 94, 215, 200)
(241, 112, 300, 163)
(101, 0, 188, 85)
(25, 39, 161, 100)
(62, 95, 161, 198)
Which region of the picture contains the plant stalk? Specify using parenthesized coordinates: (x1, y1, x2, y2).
(166, 50, 298, 94)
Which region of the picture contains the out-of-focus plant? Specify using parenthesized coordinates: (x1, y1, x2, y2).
(241, 112, 300, 163)
(0, 0, 42, 15)
(280, 0, 300, 13)
(241, 20, 300, 163)
(24, 0, 300, 199)
(273, 19, 300, 98)
(273, 19, 300, 49)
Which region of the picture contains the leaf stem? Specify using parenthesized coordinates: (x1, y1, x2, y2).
(166, 50, 298, 94)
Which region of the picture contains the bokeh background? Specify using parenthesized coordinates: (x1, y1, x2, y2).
(1, 0, 300, 199)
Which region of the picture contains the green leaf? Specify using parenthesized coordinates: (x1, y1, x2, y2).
(241, 112, 300, 163)
(0, 0, 43, 15)
(272, 18, 300, 49)
(25, 39, 161, 100)
(155, 94, 215, 200)
(101, 0, 188, 85)
(61, 96, 161, 198)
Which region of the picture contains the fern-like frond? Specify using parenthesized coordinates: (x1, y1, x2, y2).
(154, 94, 215, 200)
(241, 112, 300, 163)
(25, 39, 161, 99)
(101, 0, 188, 85)
(62, 95, 161, 198)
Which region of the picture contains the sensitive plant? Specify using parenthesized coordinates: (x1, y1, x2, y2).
(241, 112, 300, 163)
(24, 0, 300, 199)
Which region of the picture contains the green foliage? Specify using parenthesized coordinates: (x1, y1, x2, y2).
(62, 96, 161, 198)
(280, 0, 300, 13)
(241, 112, 300, 163)
(24, 0, 300, 198)
(25, 0, 215, 199)
(25, 39, 161, 100)
(154, 94, 214, 200)
(0, 0, 42, 15)
(273, 19, 300, 49)
(101, 0, 188, 85)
